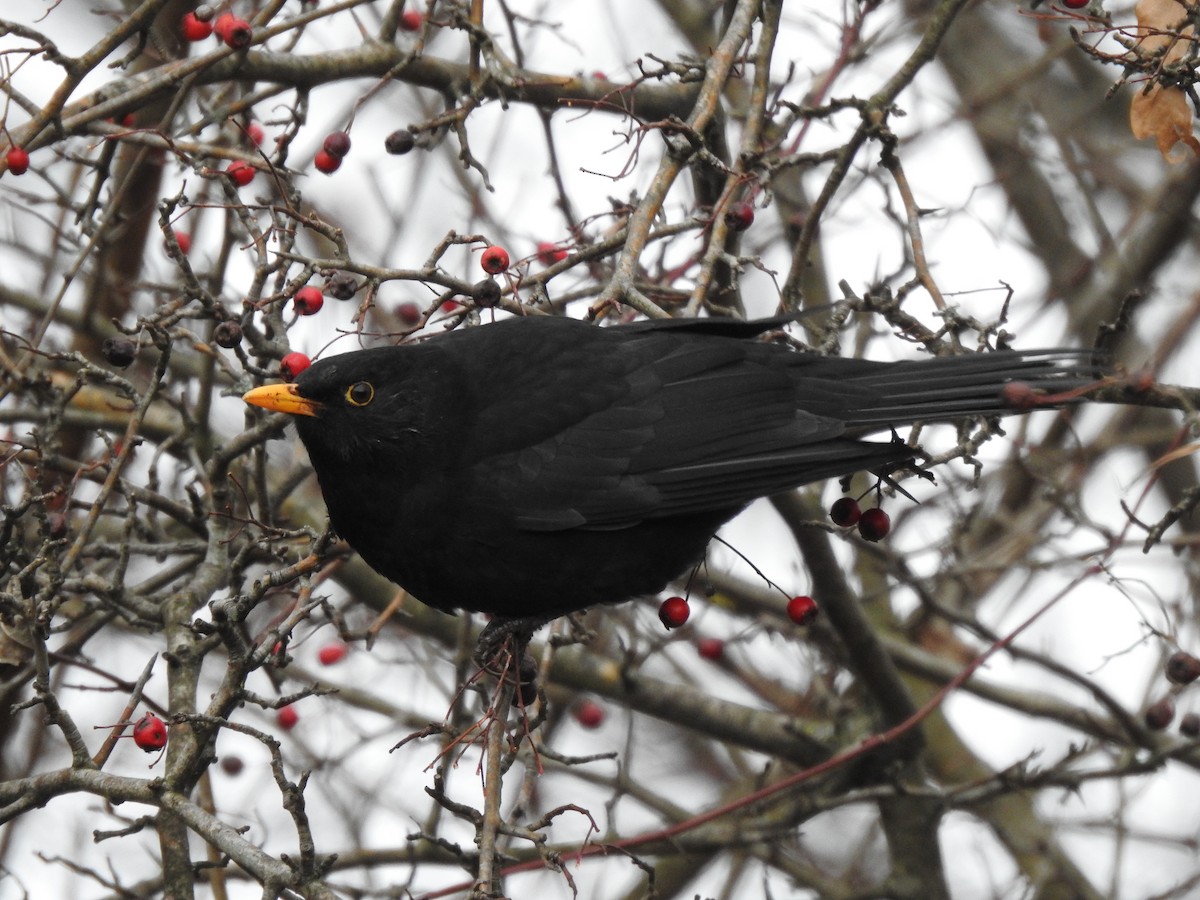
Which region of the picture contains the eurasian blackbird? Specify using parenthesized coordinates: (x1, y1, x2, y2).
(242, 315, 1098, 621)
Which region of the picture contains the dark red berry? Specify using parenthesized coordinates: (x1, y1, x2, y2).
(1181, 712, 1200, 737)
(786, 595, 818, 625)
(226, 159, 255, 187)
(724, 200, 754, 231)
(181, 11, 213, 40)
(396, 301, 422, 325)
(697, 637, 725, 661)
(220, 755, 245, 776)
(246, 121, 265, 146)
(1166, 651, 1200, 685)
(536, 242, 567, 266)
(1145, 698, 1175, 730)
(480, 246, 510, 274)
(47, 511, 69, 540)
(317, 642, 348, 665)
(132, 713, 167, 752)
(214, 13, 253, 49)
(213, 321, 242, 348)
(322, 131, 351, 158)
(385, 129, 416, 155)
(472, 277, 502, 308)
(314, 149, 341, 174)
(280, 352, 311, 379)
(293, 286, 324, 316)
(999, 382, 1040, 411)
(829, 497, 861, 527)
(6, 147, 30, 175)
(325, 272, 358, 300)
(857, 507, 891, 542)
(399, 9, 423, 31)
(658, 595, 690, 629)
(102, 337, 137, 368)
(276, 705, 299, 730)
(573, 699, 604, 729)
(1062, 0, 1088, 8)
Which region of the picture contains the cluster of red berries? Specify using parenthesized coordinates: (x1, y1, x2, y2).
(829, 496, 890, 542)
(315, 131, 351, 174)
(182, 9, 253, 47)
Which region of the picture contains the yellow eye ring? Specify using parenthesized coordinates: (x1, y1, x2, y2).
(346, 381, 374, 407)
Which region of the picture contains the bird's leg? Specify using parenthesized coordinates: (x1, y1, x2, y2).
(474, 615, 552, 708)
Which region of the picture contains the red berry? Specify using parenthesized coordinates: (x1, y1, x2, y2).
(293, 286, 324, 316)
(591, 71, 609, 81)
(724, 200, 754, 231)
(1145, 697, 1175, 730)
(1166, 651, 1200, 685)
(397, 301, 422, 325)
(314, 149, 341, 174)
(220, 755, 245, 776)
(1062, 0, 1088, 8)
(214, 13, 253, 49)
(181, 11, 213, 40)
(172, 230, 192, 255)
(999, 382, 1040, 411)
(226, 159, 255, 187)
(276, 705, 299, 730)
(857, 507, 891, 542)
(573, 699, 604, 729)
(442, 299, 460, 313)
(317, 642, 348, 665)
(6, 147, 30, 176)
(658, 595, 690, 630)
(786, 595, 818, 625)
(829, 496, 861, 527)
(480, 245, 510, 274)
(132, 713, 167, 752)
(322, 131, 351, 158)
(246, 121, 265, 146)
(536, 242, 567, 266)
(697, 637, 725, 661)
(399, 9, 423, 31)
(280, 352, 311, 379)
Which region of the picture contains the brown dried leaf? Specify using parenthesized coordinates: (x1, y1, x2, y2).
(1131, 0, 1200, 160)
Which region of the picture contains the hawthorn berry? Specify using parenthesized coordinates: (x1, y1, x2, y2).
(480, 245, 510, 274)
(276, 705, 299, 730)
(293, 286, 324, 316)
(47, 511, 69, 540)
(536, 242, 568, 266)
(214, 13, 253, 49)
(1181, 713, 1200, 738)
(325, 271, 358, 300)
(213, 321, 242, 348)
(725, 200, 754, 231)
(322, 131, 351, 158)
(999, 382, 1039, 411)
(226, 159, 255, 187)
(399, 9, 423, 31)
(573, 699, 604, 729)
(280, 351, 311, 379)
(314, 149, 341, 174)
(102, 337, 137, 368)
(317, 642, 348, 665)
(442, 299, 461, 313)
(472, 277, 501, 308)
(181, 11, 213, 40)
(658, 595, 690, 629)
(1062, 0, 1088, 8)
(6, 146, 30, 175)
(172, 230, 192, 255)
(220, 755, 245, 776)
(396, 301, 422, 325)
(829, 496, 862, 527)
(1145, 698, 1175, 731)
(132, 713, 168, 752)
(857, 507, 891, 542)
(246, 121, 265, 146)
(1166, 651, 1200, 685)
(786, 595, 819, 625)
(697, 637, 725, 661)
(385, 129, 416, 155)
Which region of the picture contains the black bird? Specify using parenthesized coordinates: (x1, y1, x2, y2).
(242, 315, 1098, 622)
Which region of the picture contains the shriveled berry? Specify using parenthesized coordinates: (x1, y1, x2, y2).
(1166, 651, 1200, 685)
(396, 301, 422, 325)
(480, 246, 510, 274)
(857, 507, 891, 542)
(317, 641, 348, 665)
(472, 277, 501, 308)
(786, 595, 818, 625)
(325, 272, 358, 300)
(220, 755, 244, 776)
(276, 705, 299, 730)
(314, 149, 341, 174)
(399, 9, 423, 31)
(658, 595, 690, 629)
(132, 713, 167, 752)
(102, 337, 137, 368)
(226, 159, 255, 186)
(213, 321, 242, 348)
(280, 352, 311, 379)
(322, 131, 351, 158)
(536, 242, 567, 266)
(214, 13, 253, 49)
(573, 699, 604, 729)
(725, 200, 754, 231)
(829, 497, 861, 527)
(293, 286, 324, 316)
(697, 637, 725, 661)
(6, 147, 30, 176)
(385, 129, 416, 155)
(1145, 697, 1175, 730)
(181, 11, 213, 40)
(1181, 712, 1200, 737)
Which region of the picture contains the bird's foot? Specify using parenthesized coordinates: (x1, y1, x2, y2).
(474, 615, 551, 708)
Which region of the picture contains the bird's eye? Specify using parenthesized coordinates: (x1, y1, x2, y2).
(345, 381, 374, 407)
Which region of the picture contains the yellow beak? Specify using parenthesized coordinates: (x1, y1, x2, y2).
(242, 383, 321, 418)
